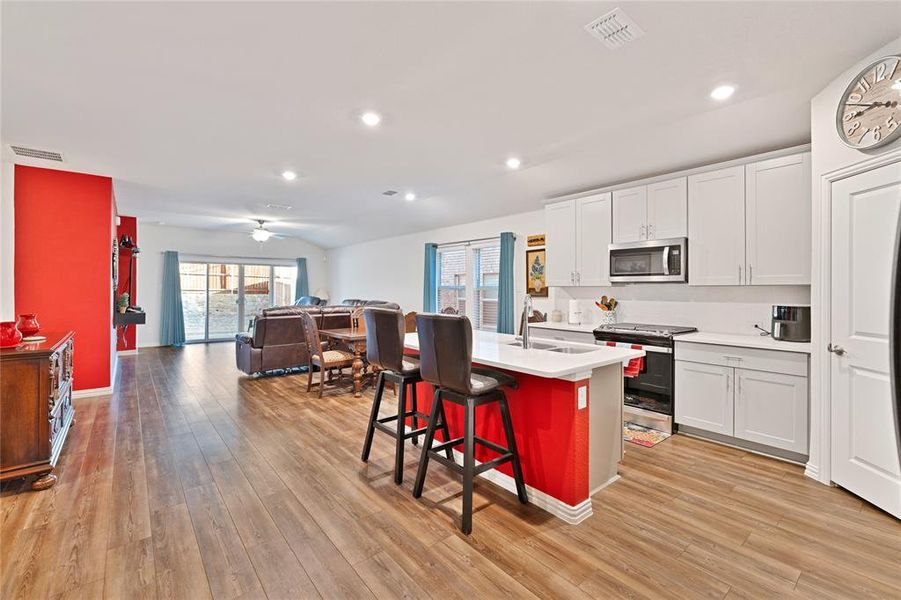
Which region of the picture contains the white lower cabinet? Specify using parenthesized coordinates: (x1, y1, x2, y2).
(674, 361, 734, 435)
(734, 368, 808, 454)
(675, 343, 809, 456)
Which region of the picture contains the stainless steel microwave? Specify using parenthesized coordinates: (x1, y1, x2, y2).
(608, 238, 688, 283)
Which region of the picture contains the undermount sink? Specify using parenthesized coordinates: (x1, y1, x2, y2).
(505, 341, 558, 350)
(546, 346, 598, 355)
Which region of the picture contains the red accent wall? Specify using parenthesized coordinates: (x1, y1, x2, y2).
(116, 215, 137, 350)
(14, 165, 115, 391)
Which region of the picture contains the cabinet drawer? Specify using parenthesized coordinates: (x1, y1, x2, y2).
(529, 326, 595, 345)
(675, 342, 807, 377)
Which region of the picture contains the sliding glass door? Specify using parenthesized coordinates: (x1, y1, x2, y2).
(179, 261, 296, 342)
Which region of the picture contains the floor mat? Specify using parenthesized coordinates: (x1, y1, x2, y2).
(623, 422, 671, 447)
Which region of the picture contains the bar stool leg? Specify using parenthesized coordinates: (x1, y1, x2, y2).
(410, 380, 419, 447)
(461, 397, 476, 535)
(394, 377, 407, 485)
(436, 398, 455, 460)
(498, 394, 528, 504)
(361, 372, 385, 462)
(412, 389, 442, 498)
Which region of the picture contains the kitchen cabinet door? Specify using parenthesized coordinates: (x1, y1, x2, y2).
(612, 185, 648, 243)
(576, 193, 612, 286)
(647, 177, 687, 240)
(545, 200, 577, 287)
(745, 152, 811, 285)
(734, 368, 808, 454)
(688, 166, 746, 286)
(674, 361, 734, 435)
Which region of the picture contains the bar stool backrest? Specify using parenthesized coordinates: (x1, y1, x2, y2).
(364, 307, 406, 372)
(415, 313, 473, 394)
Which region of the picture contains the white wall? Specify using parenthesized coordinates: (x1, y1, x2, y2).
(808, 36, 901, 484)
(328, 210, 555, 316)
(0, 162, 14, 321)
(137, 223, 329, 347)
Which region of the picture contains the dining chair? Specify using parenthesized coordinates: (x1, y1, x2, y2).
(301, 311, 355, 398)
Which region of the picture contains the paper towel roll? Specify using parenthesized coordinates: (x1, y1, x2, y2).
(568, 300, 582, 325)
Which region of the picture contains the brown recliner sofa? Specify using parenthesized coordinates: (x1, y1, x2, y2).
(234, 302, 400, 375)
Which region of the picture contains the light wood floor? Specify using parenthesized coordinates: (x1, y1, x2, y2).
(2, 343, 900, 599)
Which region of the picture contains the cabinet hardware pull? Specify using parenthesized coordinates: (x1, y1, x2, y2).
(749, 264, 753, 284)
(738, 264, 742, 284)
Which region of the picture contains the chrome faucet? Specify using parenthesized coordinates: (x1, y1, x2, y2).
(521, 294, 532, 349)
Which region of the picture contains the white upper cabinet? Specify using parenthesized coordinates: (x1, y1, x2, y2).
(688, 166, 746, 286)
(612, 186, 648, 243)
(647, 177, 687, 240)
(745, 152, 811, 285)
(545, 200, 577, 287)
(576, 193, 612, 286)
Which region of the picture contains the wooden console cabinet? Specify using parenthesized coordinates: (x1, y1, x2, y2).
(1, 331, 75, 490)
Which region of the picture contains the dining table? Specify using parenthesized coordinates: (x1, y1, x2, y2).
(318, 327, 368, 397)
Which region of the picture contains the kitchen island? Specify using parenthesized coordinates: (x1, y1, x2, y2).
(404, 330, 643, 524)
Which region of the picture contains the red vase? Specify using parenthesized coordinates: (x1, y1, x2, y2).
(16, 313, 40, 337)
(0, 322, 22, 348)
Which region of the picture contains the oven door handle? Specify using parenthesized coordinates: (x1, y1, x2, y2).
(662, 246, 670, 275)
(595, 341, 672, 354)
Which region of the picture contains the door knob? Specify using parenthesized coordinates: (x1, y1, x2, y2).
(827, 343, 846, 356)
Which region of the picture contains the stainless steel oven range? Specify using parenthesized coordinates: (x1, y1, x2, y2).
(593, 322, 697, 434)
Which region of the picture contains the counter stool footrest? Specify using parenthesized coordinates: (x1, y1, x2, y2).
(430, 437, 464, 454)
(475, 454, 513, 475)
(428, 452, 463, 474)
(373, 421, 429, 440)
(473, 436, 509, 455)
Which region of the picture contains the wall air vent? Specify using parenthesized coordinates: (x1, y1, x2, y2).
(585, 8, 645, 50)
(9, 145, 64, 161)
(382, 190, 398, 196)
(266, 203, 294, 210)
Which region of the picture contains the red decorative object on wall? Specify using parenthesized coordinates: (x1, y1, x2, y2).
(0, 322, 22, 348)
(16, 313, 40, 337)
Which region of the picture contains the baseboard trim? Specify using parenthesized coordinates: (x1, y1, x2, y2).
(72, 385, 114, 398)
(450, 449, 595, 525)
(117, 349, 139, 356)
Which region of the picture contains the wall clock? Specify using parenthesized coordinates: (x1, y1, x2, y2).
(836, 54, 901, 151)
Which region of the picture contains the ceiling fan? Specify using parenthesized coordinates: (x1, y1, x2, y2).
(251, 219, 274, 242)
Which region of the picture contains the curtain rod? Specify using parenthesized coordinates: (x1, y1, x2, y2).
(436, 233, 513, 248)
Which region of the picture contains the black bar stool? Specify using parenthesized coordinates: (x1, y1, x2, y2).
(360, 307, 447, 484)
(412, 313, 527, 534)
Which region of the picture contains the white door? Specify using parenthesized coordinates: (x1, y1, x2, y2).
(688, 166, 746, 286)
(734, 368, 808, 454)
(674, 361, 734, 435)
(576, 193, 612, 286)
(612, 186, 648, 243)
(831, 161, 901, 519)
(745, 153, 811, 285)
(545, 200, 577, 287)
(647, 177, 687, 240)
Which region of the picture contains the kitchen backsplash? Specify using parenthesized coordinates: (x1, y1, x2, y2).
(548, 285, 810, 334)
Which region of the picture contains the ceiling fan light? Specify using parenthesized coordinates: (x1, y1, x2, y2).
(252, 227, 273, 242)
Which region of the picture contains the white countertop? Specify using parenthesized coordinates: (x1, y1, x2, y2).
(403, 330, 643, 379)
(528, 321, 599, 334)
(676, 331, 812, 354)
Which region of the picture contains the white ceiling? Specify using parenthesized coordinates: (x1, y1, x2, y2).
(3, 2, 899, 248)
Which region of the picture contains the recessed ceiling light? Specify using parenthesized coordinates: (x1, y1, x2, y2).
(892, 79, 901, 91)
(281, 170, 297, 181)
(360, 112, 382, 127)
(506, 157, 522, 170)
(404, 192, 416, 201)
(710, 85, 736, 101)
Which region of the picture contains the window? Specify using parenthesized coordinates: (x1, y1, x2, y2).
(179, 261, 296, 341)
(435, 239, 501, 331)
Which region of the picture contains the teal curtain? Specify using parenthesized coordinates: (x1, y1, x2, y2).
(497, 232, 515, 334)
(160, 250, 186, 347)
(423, 243, 437, 312)
(295, 257, 309, 301)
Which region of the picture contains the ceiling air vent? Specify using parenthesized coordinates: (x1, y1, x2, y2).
(382, 190, 398, 196)
(9, 145, 64, 162)
(585, 8, 645, 50)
